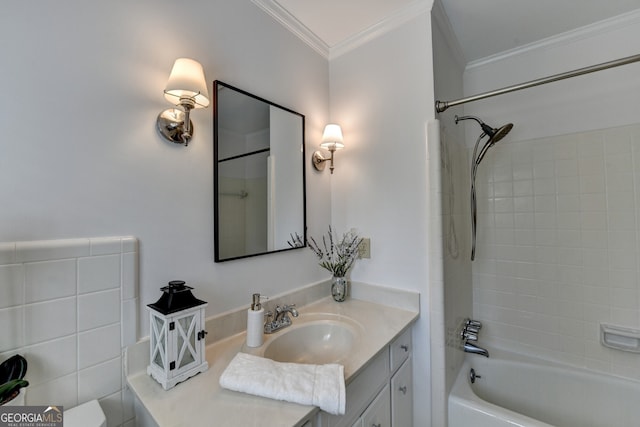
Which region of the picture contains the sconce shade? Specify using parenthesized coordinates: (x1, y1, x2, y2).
(320, 124, 345, 150)
(313, 123, 344, 174)
(163, 58, 210, 108)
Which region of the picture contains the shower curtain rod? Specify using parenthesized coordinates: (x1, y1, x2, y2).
(435, 53, 640, 113)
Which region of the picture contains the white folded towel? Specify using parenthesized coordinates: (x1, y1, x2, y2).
(219, 352, 346, 415)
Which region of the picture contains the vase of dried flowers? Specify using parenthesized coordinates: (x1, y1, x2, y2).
(331, 276, 348, 302)
(308, 226, 362, 302)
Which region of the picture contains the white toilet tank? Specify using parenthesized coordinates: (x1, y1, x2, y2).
(64, 400, 106, 427)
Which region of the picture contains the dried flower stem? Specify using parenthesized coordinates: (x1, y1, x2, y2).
(307, 226, 362, 277)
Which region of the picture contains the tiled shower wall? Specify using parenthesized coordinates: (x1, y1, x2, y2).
(0, 237, 138, 427)
(473, 123, 640, 379)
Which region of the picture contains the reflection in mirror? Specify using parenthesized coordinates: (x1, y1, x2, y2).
(214, 81, 306, 262)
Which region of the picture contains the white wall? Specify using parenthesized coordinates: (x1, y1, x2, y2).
(0, 0, 331, 336)
(462, 10, 640, 376)
(328, 8, 435, 424)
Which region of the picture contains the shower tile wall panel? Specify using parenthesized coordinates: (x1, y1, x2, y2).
(0, 237, 138, 427)
(472, 124, 640, 380)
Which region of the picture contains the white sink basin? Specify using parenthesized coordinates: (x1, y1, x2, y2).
(263, 316, 362, 365)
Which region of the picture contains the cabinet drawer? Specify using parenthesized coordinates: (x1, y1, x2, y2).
(389, 328, 412, 373)
(391, 356, 413, 427)
(362, 384, 390, 427)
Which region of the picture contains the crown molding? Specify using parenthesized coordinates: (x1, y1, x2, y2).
(467, 8, 640, 70)
(252, 0, 432, 61)
(330, 0, 432, 60)
(251, 0, 330, 59)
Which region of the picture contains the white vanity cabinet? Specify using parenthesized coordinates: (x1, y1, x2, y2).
(320, 327, 413, 427)
(127, 292, 419, 427)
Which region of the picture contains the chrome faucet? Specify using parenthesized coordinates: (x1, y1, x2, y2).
(264, 304, 298, 334)
(461, 318, 489, 357)
(464, 341, 490, 358)
(275, 304, 298, 321)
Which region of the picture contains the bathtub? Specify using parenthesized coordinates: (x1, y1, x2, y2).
(448, 348, 640, 427)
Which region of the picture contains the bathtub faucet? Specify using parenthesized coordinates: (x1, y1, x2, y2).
(464, 341, 489, 357)
(461, 318, 489, 357)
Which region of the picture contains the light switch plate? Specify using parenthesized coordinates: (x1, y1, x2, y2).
(359, 238, 371, 259)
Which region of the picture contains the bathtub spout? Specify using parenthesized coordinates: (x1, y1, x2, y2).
(464, 341, 489, 357)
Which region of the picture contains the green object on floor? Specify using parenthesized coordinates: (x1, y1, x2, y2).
(0, 378, 29, 405)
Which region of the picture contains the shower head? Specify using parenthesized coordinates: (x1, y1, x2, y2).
(456, 115, 515, 262)
(476, 123, 513, 164)
(455, 115, 514, 164)
(455, 115, 513, 145)
(490, 122, 513, 144)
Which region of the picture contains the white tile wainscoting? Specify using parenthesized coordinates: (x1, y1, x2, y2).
(0, 236, 138, 427)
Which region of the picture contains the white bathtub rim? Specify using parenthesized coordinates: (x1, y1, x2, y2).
(449, 358, 552, 427)
(449, 346, 640, 427)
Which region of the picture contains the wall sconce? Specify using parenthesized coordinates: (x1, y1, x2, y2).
(312, 124, 344, 174)
(156, 58, 210, 147)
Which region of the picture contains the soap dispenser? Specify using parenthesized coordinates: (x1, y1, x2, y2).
(246, 293, 264, 347)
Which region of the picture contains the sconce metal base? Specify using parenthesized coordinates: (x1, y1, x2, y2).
(312, 150, 336, 174)
(157, 108, 193, 145)
(312, 151, 327, 171)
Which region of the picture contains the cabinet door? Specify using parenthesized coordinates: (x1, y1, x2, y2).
(362, 385, 390, 427)
(390, 356, 413, 427)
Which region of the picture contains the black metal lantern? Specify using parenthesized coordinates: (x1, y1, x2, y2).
(147, 280, 208, 390)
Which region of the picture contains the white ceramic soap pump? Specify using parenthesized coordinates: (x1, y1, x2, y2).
(246, 293, 265, 347)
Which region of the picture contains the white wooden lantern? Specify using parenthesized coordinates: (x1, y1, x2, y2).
(147, 280, 208, 390)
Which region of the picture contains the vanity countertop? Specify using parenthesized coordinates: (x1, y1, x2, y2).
(127, 295, 418, 427)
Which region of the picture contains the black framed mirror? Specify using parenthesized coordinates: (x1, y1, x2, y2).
(214, 81, 306, 262)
